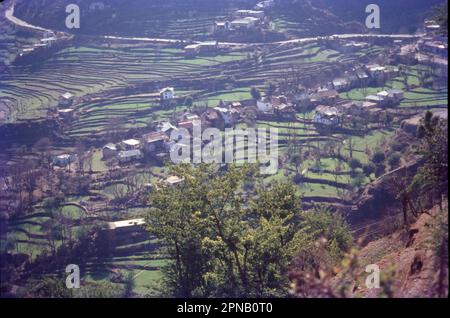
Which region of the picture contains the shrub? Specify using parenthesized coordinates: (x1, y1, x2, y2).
(388, 152, 402, 169)
(349, 158, 361, 170)
(391, 141, 406, 152)
(372, 150, 386, 164)
(363, 163, 376, 176)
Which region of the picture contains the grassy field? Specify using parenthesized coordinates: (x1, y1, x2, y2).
(340, 65, 448, 108)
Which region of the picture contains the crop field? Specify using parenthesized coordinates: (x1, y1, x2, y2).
(2, 6, 445, 294)
(340, 64, 448, 109)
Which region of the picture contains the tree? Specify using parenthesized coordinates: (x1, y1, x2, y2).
(290, 153, 303, 174)
(411, 111, 448, 210)
(372, 150, 386, 165)
(250, 87, 261, 101)
(349, 158, 361, 171)
(432, 1, 448, 36)
(266, 82, 277, 98)
(34, 137, 52, 168)
(184, 96, 194, 109)
(290, 205, 352, 275)
(363, 162, 376, 177)
(387, 152, 401, 169)
(146, 164, 303, 297)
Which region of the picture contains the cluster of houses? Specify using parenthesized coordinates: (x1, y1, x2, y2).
(365, 89, 404, 107)
(184, 41, 225, 57)
(52, 153, 78, 167)
(16, 30, 71, 61)
(325, 38, 369, 53)
(256, 95, 296, 120)
(330, 64, 400, 93)
(214, 6, 270, 34)
(311, 87, 404, 129)
(396, 32, 448, 66)
(100, 100, 254, 164)
(18, 31, 58, 58)
(54, 92, 76, 122)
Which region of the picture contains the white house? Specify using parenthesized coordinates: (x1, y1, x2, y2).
(107, 218, 146, 232)
(256, 98, 273, 112)
(215, 21, 231, 31)
(163, 175, 184, 187)
(313, 106, 341, 126)
(231, 17, 259, 29)
(117, 150, 143, 163)
(365, 94, 385, 105)
(120, 139, 141, 150)
(235, 10, 265, 19)
(102, 143, 118, 160)
(255, 0, 274, 9)
(52, 154, 77, 167)
(160, 87, 175, 101)
(332, 78, 351, 92)
(59, 92, 74, 107)
(214, 107, 235, 126)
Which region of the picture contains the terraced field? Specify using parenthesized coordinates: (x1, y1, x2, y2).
(3, 37, 375, 138)
(340, 64, 448, 109)
(13, 0, 238, 40)
(3, 6, 442, 294)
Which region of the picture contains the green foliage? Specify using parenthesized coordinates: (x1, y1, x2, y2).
(349, 158, 361, 170)
(363, 162, 376, 176)
(432, 1, 448, 35)
(372, 151, 386, 164)
(410, 111, 448, 203)
(250, 87, 261, 101)
(146, 164, 304, 297)
(387, 152, 401, 169)
(291, 205, 353, 273)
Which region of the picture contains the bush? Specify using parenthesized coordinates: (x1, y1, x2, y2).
(293, 174, 303, 184)
(372, 151, 386, 164)
(387, 152, 401, 169)
(363, 163, 376, 176)
(349, 158, 362, 170)
(391, 141, 406, 152)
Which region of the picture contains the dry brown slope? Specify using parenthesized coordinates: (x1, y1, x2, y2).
(354, 202, 448, 298)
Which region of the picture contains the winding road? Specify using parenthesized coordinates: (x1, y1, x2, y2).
(4, 2, 423, 48)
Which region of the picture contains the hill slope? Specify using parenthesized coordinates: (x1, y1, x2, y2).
(355, 202, 448, 298)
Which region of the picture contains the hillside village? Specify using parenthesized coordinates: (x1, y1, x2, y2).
(47, 26, 447, 176)
(0, 0, 448, 298)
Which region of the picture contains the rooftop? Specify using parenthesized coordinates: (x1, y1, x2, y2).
(366, 95, 384, 102)
(142, 131, 168, 143)
(165, 175, 184, 186)
(61, 92, 74, 99)
(122, 139, 141, 146)
(103, 143, 117, 150)
(315, 105, 339, 116)
(160, 87, 175, 94)
(108, 218, 146, 230)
